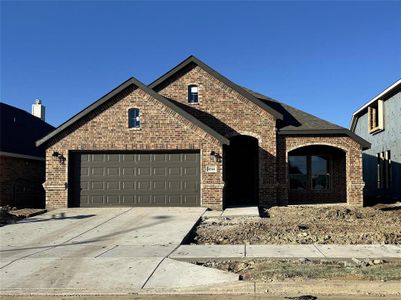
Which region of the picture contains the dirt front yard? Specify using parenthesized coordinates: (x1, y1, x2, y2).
(192, 205, 401, 245)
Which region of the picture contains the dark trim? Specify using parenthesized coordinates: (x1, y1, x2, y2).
(278, 129, 371, 150)
(149, 55, 283, 120)
(68, 149, 201, 154)
(36, 77, 230, 147)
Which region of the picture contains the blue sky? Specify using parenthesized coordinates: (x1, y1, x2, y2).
(1, 1, 400, 128)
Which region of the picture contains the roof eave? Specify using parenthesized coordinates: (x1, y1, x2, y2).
(36, 77, 230, 148)
(278, 128, 371, 150)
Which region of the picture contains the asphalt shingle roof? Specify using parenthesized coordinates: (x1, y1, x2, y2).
(242, 87, 345, 131)
(0, 102, 55, 158)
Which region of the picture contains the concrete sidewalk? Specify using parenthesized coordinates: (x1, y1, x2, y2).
(170, 244, 401, 260)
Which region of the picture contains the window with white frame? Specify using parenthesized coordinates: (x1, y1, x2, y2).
(128, 108, 140, 128)
(188, 85, 199, 104)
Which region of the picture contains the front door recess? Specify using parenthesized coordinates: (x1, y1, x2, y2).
(224, 135, 258, 207)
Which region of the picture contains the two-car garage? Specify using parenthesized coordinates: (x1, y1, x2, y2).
(68, 151, 200, 207)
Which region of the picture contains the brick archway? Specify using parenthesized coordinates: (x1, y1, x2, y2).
(278, 136, 364, 207)
(287, 144, 347, 204)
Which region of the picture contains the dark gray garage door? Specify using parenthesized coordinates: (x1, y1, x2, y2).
(69, 152, 200, 207)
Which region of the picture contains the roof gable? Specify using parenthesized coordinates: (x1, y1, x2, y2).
(149, 55, 283, 120)
(350, 78, 401, 132)
(36, 77, 229, 147)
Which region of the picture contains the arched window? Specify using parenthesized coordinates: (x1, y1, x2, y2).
(128, 108, 140, 128)
(188, 85, 199, 103)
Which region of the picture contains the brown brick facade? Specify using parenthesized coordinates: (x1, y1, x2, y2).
(43, 62, 365, 209)
(45, 86, 224, 210)
(156, 65, 278, 206)
(0, 155, 45, 208)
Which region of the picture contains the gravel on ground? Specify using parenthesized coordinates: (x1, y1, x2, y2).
(0, 206, 46, 226)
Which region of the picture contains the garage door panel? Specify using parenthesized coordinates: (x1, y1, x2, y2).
(168, 181, 181, 191)
(91, 195, 104, 205)
(81, 167, 90, 176)
(184, 167, 197, 176)
(91, 167, 104, 176)
(107, 167, 120, 176)
(138, 167, 151, 176)
(168, 195, 182, 205)
(137, 181, 151, 191)
(153, 154, 167, 162)
(107, 182, 120, 190)
(168, 167, 181, 176)
(92, 154, 105, 162)
(122, 181, 135, 190)
(121, 194, 135, 205)
(123, 154, 135, 162)
(153, 195, 166, 205)
(184, 153, 198, 161)
(70, 151, 200, 207)
(81, 181, 89, 191)
(106, 195, 120, 204)
(107, 154, 120, 162)
(153, 181, 166, 190)
(184, 195, 197, 204)
(153, 167, 166, 176)
(184, 181, 198, 192)
(123, 167, 134, 176)
(168, 154, 181, 162)
(91, 181, 104, 190)
(136, 195, 152, 205)
(137, 154, 151, 162)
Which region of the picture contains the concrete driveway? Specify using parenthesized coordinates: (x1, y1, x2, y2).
(0, 207, 238, 294)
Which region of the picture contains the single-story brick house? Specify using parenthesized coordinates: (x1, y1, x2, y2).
(37, 56, 370, 210)
(1, 102, 54, 208)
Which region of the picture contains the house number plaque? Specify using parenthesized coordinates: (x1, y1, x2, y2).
(206, 165, 217, 173)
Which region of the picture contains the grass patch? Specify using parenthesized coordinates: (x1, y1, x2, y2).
(197, 259, 401, 282)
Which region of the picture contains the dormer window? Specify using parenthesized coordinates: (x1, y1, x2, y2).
(368, 100, 384, 133)
(188, 85, 199, 104)
(128, 108, 140, 129)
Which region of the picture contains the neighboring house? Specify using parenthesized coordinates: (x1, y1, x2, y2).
(0, 101, 55, 208)
(37, 56, 369, 210)
(350, 79, 401, 203)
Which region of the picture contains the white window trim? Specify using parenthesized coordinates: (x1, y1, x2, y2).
(188, 84, 200, 104)
(127, 107, 141, 129)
